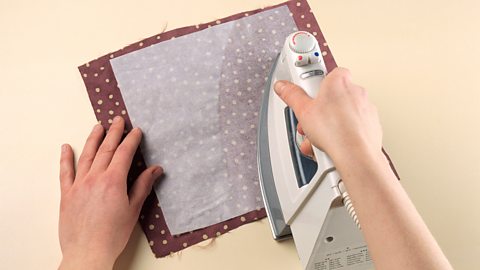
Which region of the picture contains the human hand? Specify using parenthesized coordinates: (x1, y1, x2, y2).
(274, 67, 383, 163)
(58, 116, 163, 270)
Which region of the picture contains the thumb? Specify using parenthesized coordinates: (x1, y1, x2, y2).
(59, 144, 75, 196)
(129, 166, 163, 210)
(274, 80, 312, 120)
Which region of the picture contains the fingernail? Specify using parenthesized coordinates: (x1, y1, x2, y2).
(132, 127, 142, 134)
(113, 116, 122, 123)
(274, 80, 286, 93)
(61, 144, 69, 153)
(92, 124, 102, 132)
(152, 166, 164, 179)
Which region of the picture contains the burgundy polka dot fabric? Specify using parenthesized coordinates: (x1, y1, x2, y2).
(77, 0, 399, 258)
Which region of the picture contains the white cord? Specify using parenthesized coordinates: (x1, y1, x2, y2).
(338, 181, 361, 230)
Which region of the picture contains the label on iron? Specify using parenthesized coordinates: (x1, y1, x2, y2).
(313, 245, 372, 270)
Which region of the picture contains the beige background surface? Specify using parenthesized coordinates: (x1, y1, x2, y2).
(1, 0, 479, 269)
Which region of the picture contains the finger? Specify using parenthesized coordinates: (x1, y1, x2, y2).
(323, 67, 352, 89)
(59, 144, 75, 195)
(129, 166, 163, 210)
(274, 80, 313, 120)
(90, 116, 125, 172)
(299, 138, 314, 159)
(108, 128, 142, 178)
(327, 67, 352, 83)
(76, 124, 105, 178)
(297, 123, 305, 136)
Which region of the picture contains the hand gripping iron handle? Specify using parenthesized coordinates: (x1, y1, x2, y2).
(282, 31, 361, 229)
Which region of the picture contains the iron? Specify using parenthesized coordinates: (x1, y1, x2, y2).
(257, 31, 373, 270)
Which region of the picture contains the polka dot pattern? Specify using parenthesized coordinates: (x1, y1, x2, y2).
(77, 0, 352, 258)
(110, 6, 296, 236)
(214, 10, 300, 227)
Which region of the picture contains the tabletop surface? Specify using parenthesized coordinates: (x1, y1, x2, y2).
(1, 0, 479, 269)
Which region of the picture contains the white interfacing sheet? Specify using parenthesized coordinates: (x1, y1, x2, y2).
(110, 6, 297, 235)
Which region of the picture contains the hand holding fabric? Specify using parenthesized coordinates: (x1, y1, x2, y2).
(58, 117, 163, 270)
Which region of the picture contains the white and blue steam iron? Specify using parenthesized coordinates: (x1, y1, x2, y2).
(257, 31, 372, 270)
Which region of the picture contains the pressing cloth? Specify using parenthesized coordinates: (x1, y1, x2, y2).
(110, 6, 297, 235)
